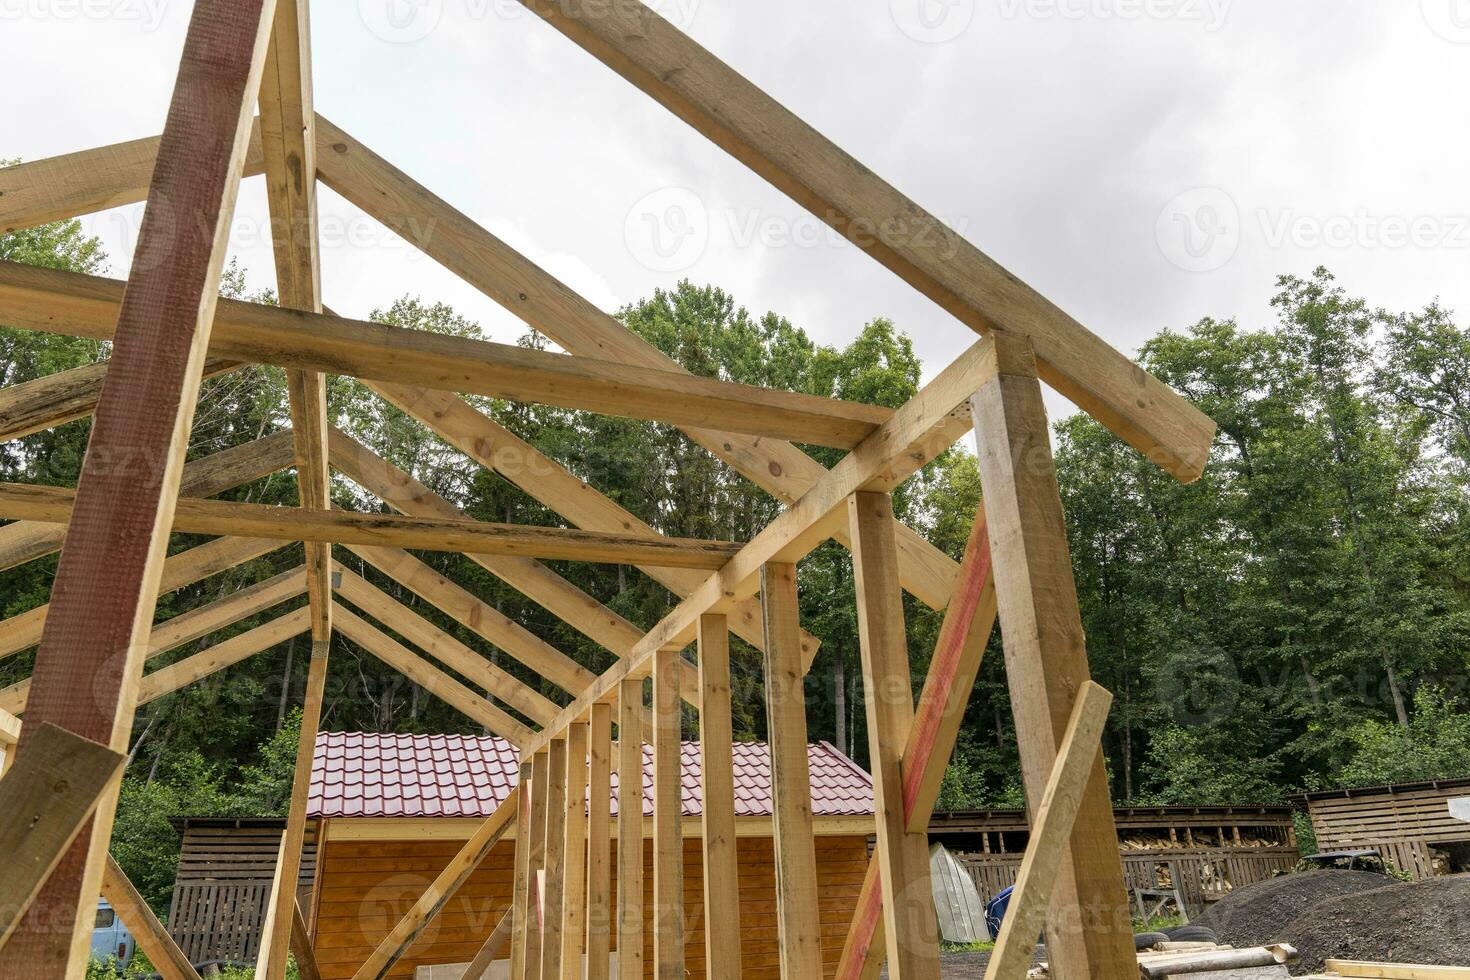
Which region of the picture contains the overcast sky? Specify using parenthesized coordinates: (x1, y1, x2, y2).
(3, 0, 1468, 424)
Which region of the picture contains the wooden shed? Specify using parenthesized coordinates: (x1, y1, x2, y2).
(929, 804, 1299, 917)
(166, 817, 318, 966)
(1297, 777, 1470, 880)
(302, 733, 876, 979)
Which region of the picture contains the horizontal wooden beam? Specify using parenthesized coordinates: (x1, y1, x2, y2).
(333, 564, 559, 726)
(0, 482, 744, 569)
(0, 566, 307, 716)
(513, 0, 1215, 482)
(136, 607, 312, 707)
(321, 813, 876, 842)
(0, 535, 290, 661)
(0, 430, 295, 573)
(0, 260, 895, 449)
(334, 603, 535, 743)
(519, 337, 988, 756)
(0, 723, 125, 950)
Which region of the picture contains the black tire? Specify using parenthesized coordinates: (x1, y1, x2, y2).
(1166, 925, 1218, 943)
(1134, 931, 1170, 950)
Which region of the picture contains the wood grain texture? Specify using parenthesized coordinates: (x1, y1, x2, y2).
(509, 0, 1215, 482)
(0, 724, 124, 953)
(586, 702, 613, 980)
(462, 908, 514, 980)
(969, 333, 1135, 979)
(616, 679, 645, 980)
(520, 750, 550, 979)
(651, 649, 684, 979)
(984, 683, 1112, 980)
(560, 722, 590, 977)
(102, 856, 203, 980)
(759, 564, 824, 979)
(346, 785, 520, 980)
(313, 114, 960, 611)
(136, 607, 311, 706)
(695, 615, 742, 980)
(540, 738, 568, 980)
(1, 3, 277, 971)
(0, 482, 745, 569)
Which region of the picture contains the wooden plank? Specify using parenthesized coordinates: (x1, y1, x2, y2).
(984, 682, 1113, 980)
(560, 722, 590, 978)
(836, 509, 996, 979)
(586, 703, 613, 980)
(137, 607, 312, 706)
(254, 630, 329, 980)
(517, 338, 987, 756)
(334, 605, 533, 743)
(0, 358, 242, 444)
(616, 679, 644, 980)
(0, 566, 307, 716)
(257, 0, 333, 653)
(651, 648, 684, 980)
(313, 114, 961, 611)
(969, 333, 1135, 979)
(334, 565, 558, 724)
(0, 264, 899, 451)
(0, 533, 290, 662)
(0, 724, 125, 952)
(540, 738, 568, 980)
(0, 123, 264, 234)
(848, 492, 942, 980)
(347, 785, 520, 980)
(696, 615, 742, 980)
(759, 564, 823, 979)
(463, 908, 514, 980)
(0, 482, 745, 569)
(509, 0, 1215, 482)
(1323, 962, 1470, 979)
(519, 750, 550, 979)
(367, 382, 819, 665)
(102, 855, 203, 980)
(291, 899, 323, 980)
(508, 755, 533, 980)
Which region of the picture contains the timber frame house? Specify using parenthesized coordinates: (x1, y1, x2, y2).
(0, 3, 1217, 979)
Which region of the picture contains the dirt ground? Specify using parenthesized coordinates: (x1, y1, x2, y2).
(1197, 869, 1470, 974)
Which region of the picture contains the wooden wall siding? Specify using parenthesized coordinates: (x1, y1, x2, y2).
(167, 823, 318, 964)
(954, 846, 1300, 920)
(1307, 784, 1470, 880)
(312, 835, 869, 979)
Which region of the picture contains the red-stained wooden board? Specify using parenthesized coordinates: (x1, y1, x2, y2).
(0, 2, 274, 975)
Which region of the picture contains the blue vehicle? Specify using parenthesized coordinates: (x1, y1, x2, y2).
(90, 899, 137, 970)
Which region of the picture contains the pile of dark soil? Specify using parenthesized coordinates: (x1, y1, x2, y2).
(1195, 870, 1392, 949)
(1285, 874, 1470, 973)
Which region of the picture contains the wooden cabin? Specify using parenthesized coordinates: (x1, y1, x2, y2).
(302, 733, 876, 979)
(1296, 777, 1470, 880)
(165, 817, 318, 966)
(930, 804, 1299, 917)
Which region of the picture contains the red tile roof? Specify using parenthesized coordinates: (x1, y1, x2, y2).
(308, 732, 874, 820)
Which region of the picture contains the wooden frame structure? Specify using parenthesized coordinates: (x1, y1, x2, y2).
(0, 2, 1216, 978)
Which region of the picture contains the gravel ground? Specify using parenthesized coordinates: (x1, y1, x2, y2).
(1194, 869, 1393, 948)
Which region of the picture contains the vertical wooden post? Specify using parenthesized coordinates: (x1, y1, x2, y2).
(848, 493, 942, 980)
(560, 721, 590, 978)
(696, 614, 742, 980)
(257, 641, 329, 980)
(540, 737, 568, 979)
(521, 749, 551, 979)
(616, 679, 645, 980)
(652, 649, 684, 979)
(760, 563, 824, 979)
(510, 753, 536, 980)
(586, 703, 613, 980)
(0, 4, 277, 975)
(969, 333, 1136, 979)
